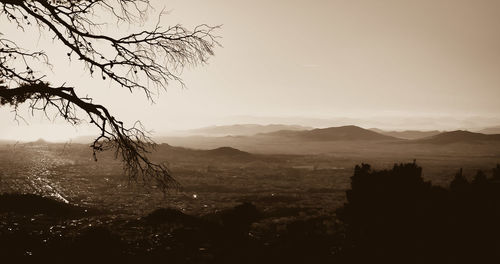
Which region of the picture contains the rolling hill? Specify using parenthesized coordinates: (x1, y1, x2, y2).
(417, 130, 500, 144)
(369, 128, 441, 140)
(205, 146, 252, 158)
(155, 144, 256, 162)
(261, 125, 398, 141)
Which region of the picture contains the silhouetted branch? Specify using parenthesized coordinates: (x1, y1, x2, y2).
(0, 0, 220, 191)
(0, 82, 179, 190)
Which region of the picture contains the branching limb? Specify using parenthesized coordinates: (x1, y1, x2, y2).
(0, 82, 179, 190)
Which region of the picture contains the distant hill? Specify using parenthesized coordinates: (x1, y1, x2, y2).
(417, 130, 500, 144)
(180, 124, 312, 136)
(156, 144, 255, 162)
(369, 128, 441, 140)
(478, 125, 500, 135)
(205, 146, 252, 157)
(262, 125, 398, 141)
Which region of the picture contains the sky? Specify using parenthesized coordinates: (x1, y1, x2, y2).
(1, 0, 500, 141)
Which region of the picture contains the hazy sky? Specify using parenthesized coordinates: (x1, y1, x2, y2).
(2, 0, 500, 141)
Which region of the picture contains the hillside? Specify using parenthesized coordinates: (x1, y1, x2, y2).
(155, 144, 256, 163)
(205, 146, 252, 157)
(369, 128, 441, 140)
(262, 125, 398, 141)
(417, 130, 500, 144)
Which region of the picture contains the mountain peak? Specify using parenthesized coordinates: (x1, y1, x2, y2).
(418, 130, 500, 144)
(262, 125, 397, 141)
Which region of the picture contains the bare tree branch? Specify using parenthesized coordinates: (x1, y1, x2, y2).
(0, 0, 220, 192)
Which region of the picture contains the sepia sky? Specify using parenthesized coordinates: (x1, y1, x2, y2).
(2, 0, 500, 141)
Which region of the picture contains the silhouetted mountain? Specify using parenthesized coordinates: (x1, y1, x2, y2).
(369, 128, 441, 140)
(205, 146, 252, 157)
(180, 124, 312, 136)
(262, 125, 398, 141)
(157, 144, 255, 162)
(417, 130, 500, 144)
(478, 125, 500, 134)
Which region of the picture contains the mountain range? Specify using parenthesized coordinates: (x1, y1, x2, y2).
(369, 128, 441, 140)
(28, 124, 500, 150)
(170, 124, 312, 137)
(258, 126, 500, 144)
(157, 124, 500, 154)
(4, 125, 500, 158)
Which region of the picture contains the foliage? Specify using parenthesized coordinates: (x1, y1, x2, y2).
(337, 162, 500, 264)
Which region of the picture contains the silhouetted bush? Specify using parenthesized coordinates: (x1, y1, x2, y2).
(337, 162, 500, 264)
(220, 202, 260, 236)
